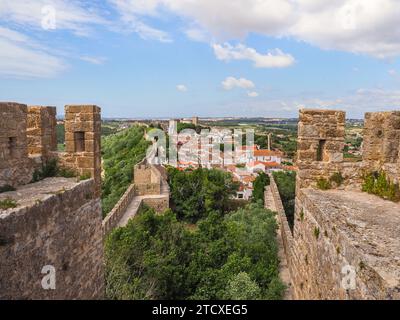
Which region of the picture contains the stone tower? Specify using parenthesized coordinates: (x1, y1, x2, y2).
(0, 103, 34, 187)
(27, 106, 57, 161)
(363, 111, 400, 162)
(296, 109, 345, 189)
(63, 105, 101, 195)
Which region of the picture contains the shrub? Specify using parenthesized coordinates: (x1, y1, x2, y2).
(329, 172, 344, 187)
(79, 173, 92, 181)
(362, 171, 400, 202)
(32, 159, 59, 182)
(0, 185, 16, 194)
(58, 168, 76, 178)
(313, 227, 320, 239)
(316, 178, 331, 190)
(0, 198, 18, 210)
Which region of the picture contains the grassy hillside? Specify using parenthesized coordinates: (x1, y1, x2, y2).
(101, 125, 150, 216)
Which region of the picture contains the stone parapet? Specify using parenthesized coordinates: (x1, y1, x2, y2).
(292, 188, 400, 300)
(0, 178, 104, 299)
(0, 102, 33, 187)
(102, 184, 137, 236)
(27, 106, 57, 159)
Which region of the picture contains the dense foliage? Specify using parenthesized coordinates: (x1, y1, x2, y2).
(362, 171, 400, 202)
(167, 167, 239, 223)
(252, 172, 270, 205)
(272, 171, 296, 230)
(102, 126, 150, 216)
(105, 202, 284, 300)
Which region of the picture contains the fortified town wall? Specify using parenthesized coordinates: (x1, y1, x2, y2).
(0, 102, 104, 299)
(266, 109, 400, 300)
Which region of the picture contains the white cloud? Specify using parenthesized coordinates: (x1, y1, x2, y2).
(388, 69, 397, 76)
(108, 0, 173, 42)
(0, 0, 106, 36)
(247, 91, 259, 98)
(113, 0, 400, 58)
(213, 43, 295, 68)
(222, 77, 255, 90)
(0, 27, 66, 78)
(176, 84, 188, 92)
(80, 56, 107, 65)
(185, 28, 209, 43)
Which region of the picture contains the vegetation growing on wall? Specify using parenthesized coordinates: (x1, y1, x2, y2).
(0, 185, 16, 194)
(105, 202, 284, 300)
(0, 198, 18, 210)
(102, 126, 150, 216)
(272, 171, 296, 230)
(362, 171, 400, 202)
(316, 178, 332, 190)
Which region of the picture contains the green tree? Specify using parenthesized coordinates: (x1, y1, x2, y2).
(102, 126, 150, 216)
(167, 167, 239, 222)
(225, 272, 261, 300)
(272, 171, 296, 230)
(252, 172, 270, 205)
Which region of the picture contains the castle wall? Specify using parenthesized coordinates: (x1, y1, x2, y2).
(134, 162, 161, 196)
(142, 196, 169, 212)
(27, 106, 57, 160)
(288, 108, 400, 300)
(0, 103, 33, 187)
(296, 109, 347, 189)
(0, 178, 104, 299)
(292, 188, 399, 300)
(363, 111, 400, 183)
(58, 105, 102, 196)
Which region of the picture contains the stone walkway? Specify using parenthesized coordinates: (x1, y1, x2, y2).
(117, 180, 170, 228)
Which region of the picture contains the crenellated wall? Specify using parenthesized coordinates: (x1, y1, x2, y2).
(134, 160, 162, 196)
(0, 102, 104, 300)
(58, 105, 102, 196)
(0, 103, 34, 187)
(363, 111, 400, 183)
(27, 106, 57, 160)
(273, 108, 400, 300)
(0, 178, 104, 299)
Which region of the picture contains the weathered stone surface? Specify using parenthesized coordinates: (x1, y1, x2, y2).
(0, 102, 33, 187)
(283, 108, 400, 300)
(27, 106, 57, 159)
(292, 189, 400, 300)
(0, 178, 104, 299)
(63, 105, 102, 196)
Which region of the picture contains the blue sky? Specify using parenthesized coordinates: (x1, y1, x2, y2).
(1, 0, 400, 118)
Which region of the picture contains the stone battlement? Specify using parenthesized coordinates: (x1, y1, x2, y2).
(270, 108, 400, 300)
(0, 102, 104, 300)
(296, 109, 400, 189)
(0, 102, 101, 193)
(0, 177, 104, 299)
(294, 188, 400, 299)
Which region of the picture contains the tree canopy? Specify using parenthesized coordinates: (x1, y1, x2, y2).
(252, 172, 270, 205)
(105, 202, 284, 300)
(167, 167, 239, 223)
(272, 171, 296, 230)
(101, 126, 150, 216)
